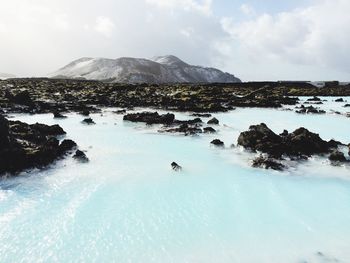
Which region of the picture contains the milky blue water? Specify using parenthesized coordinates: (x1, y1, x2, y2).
(1, 97, 350, 262)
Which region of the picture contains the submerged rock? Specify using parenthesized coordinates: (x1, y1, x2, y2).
(171, 162, 182, 171)
(211, 139, 224, 147)
(82, 118, 95, 125)
(73, 150, 89, 162)
(328, 150, 347, 162)
(252, 156, 285, 171)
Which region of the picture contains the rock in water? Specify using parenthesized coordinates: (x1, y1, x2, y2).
(53, 111, 67, 119)
(171, 162, 182, 171)
(82, 118, 95, 125)
(328, 150, 347, 162)
(252, 156, 285, 171)
(73, 150, 89, 162)
(211, 139, 224, 147)
(123, 112, 175, 125)
(0, 116, 77, 175)
(207, 117, 219, 125)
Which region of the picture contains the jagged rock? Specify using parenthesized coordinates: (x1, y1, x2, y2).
(58, 139, 77, 154)
(113, 109, 127, 114)
(53, 110, 67, 119)
(328, 150, 347, 162)
(0, 116, 77, 175)
(161, 124, 202, 135)
(211, 139, 224, 147)
(123, 112, 175, 125)
(192, 113, 212, 118)
(296, 105, 326, 114)
(82, 118, 95, 125)
(73, 150, 89, 162)
(203, 127, 216, 133)
(171, 162, 182, 171)
(238, 123, 338, 159)
(307, 96, 321, 102)
(207, 117, 219, 125)
(252, 156, 285, 171)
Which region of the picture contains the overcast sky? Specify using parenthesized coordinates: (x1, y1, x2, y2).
(0, 0, 349, 81)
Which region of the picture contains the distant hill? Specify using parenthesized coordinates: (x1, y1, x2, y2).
(0, 73, 16, 80)
(49, 55, 241, 84)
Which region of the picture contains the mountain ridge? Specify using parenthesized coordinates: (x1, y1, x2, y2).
(49, 55, 241, 84)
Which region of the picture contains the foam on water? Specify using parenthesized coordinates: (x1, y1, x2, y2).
(1, 97, 350, 262)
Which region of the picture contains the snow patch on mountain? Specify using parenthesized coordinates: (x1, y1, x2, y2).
(50, 55, 241, 83)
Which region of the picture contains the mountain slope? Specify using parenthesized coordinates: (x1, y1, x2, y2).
(50, 55, 241, 83)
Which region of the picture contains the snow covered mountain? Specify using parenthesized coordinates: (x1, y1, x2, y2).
(49, 55, 241, 83)
(0, 73, 16, 80)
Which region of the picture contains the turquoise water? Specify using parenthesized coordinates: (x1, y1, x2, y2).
(1, 98, 350, 262)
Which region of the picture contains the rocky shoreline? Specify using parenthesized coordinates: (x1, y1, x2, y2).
(1, 78, 349, 175)
(0, 114, 85, 176)
(1, 78, 350, 115)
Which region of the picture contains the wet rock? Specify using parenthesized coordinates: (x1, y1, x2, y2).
(0, 116, 77, 175)
(53, 110, 67, 119)
(123, 112, 175, 125)
(238, 123, 336, 160)
(207, 117, 219, 125)
(58, 139, 77, 154)
(0, 115, 10, 147)
(252, 156, 285, 171)
(307, 96, 321, 102)
(113, 109, 127, 114)
(344, 104, 350, 107)
(192, 113, 212, 118)
(73, 150, 89, 162)
(296, 105, 326, 114)
(328, 150, 347, 162)
(30, 123, 66, 136)
(335, 98, 344, 102)
(203, 127, 216, 133)
(82, 118, 95, 125)
(171, 162, 182, 171)
(211, 139, 224, 147)
(161, 124, 202, 135)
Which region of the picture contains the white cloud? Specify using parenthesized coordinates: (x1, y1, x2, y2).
(145, 0, 212, 15)
(180, 27, 194, 37)
(240, 4, 255, 16)
(221, 0, 350, 73)
(93, 16, 115, 38)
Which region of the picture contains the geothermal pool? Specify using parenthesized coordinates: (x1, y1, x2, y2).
(1, 97, 350, 262)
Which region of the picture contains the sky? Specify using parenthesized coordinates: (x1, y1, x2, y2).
(0, 0, 349, 81)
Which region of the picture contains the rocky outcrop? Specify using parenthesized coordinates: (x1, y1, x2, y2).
(123, 112, 175, 125)
(0, 115, 78, 175)
(238, 123, 344, 170)
(296, 105, 326, 114)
